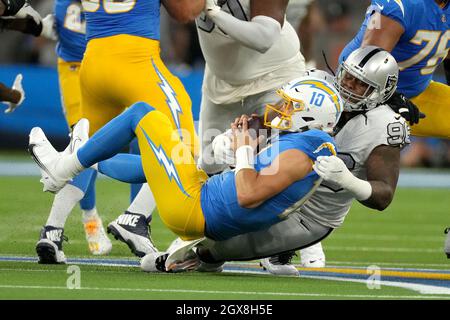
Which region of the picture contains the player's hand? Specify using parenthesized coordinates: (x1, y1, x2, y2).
(231, 116, 263, 153)
(386, 91, 426, 126)
(40, 14, 57, 41)
(313, 156, 351, 187)
(5, 73, 25, 114)
(204, 0, 220, 17)
(14, 2, 41, 24)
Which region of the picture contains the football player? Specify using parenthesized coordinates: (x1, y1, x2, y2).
(167, 47, 410, 275)
(28, 75, 342, 273)
(196, 0, 306, 175)
(339, 0, 450, 259)
(75, 0, 204, 259)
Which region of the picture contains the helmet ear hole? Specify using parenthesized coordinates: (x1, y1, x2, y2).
(302, 117, 315, 122)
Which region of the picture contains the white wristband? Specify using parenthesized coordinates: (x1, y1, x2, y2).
(341, 174, 373, 201)
(234, 145, 255, 175)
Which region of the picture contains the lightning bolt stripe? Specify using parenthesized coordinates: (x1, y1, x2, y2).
(313, 142, 337, 156)
(151, 58, 184, 140)
(140, 126, 191, 198)
(393, 0, 405, 17)
(294, 79, 343, 115)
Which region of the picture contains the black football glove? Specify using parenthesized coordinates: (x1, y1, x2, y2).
(386, 91, 426, 126)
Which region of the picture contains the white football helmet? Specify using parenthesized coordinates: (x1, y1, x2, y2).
(336, 46, 399, 111)
(264, 76, 343, 134)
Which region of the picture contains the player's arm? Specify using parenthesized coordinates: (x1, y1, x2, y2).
(0, 81, 21, 103)
(204, 0, 287, 53)
(162, 0, 205, 23)
(1, 13, 56, 39)
(232, 117, 312, 208)
(314, 145, 400, 211)
(361, 13, 404, 52)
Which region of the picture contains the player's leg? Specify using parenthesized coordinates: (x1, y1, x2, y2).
(36, 60, 111, 264)
(197, 213, 333, 275)
(410, 81, 450, 139)
(54, 102, 206, 240)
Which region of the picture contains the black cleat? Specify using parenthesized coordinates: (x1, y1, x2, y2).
(36, 226, 67, 264)
(107, 212, 157, 258)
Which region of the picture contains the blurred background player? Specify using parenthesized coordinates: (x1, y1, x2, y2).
(77, 0, 205, 258)
(196, 0, 305, 175)
(338, 0, 450, 260)
(190, 48, 410, 275)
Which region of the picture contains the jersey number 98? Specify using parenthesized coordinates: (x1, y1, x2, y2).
(82, 0, 136, 14)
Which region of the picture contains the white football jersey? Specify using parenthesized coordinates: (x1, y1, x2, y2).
(196, 0, 305, 104)
(300, 105, 410, 228)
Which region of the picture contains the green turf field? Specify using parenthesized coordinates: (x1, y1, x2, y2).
(0, 176, 449, 300)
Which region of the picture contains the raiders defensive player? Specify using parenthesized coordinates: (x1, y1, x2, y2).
(197, 0, 306, 174)
(184, 46, 410, 275)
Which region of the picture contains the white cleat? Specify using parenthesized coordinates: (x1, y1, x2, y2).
(165, 237, 206, 272)
(140, 251, 167, 273)
(29, 119, 89, 193)
(260, 252, 299, 276)
(83, 213, 112, 255)
(300, 242, 326, 268)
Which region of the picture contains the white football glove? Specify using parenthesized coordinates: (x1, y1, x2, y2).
(313, 156, 350, 187)
(5, 73, 25, 114)
(204, 0, 221, 18)
(212, 129, 236, 166)
(40, 14, 57, 41)
(14, 2, 41, 24)
(313, 155, 372, 201)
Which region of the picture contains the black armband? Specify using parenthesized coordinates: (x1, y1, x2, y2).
(444, 59, 450, 86)
(1, 0, 26, 16)
(0, 16, 42, 36)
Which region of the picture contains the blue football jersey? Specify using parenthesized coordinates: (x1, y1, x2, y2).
(340, 0, 450, 98)
(200, 129, 337, 241)
(81, 0, 160, 41)
(55, 0, 87, 62)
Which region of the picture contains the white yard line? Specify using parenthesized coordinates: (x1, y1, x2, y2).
(0, 284, 449, 299)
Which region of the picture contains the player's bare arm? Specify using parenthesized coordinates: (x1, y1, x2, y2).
(232, 117, 312, 208)
(162, 0, 205, 23)
(360, 144, 400, 211)
(362, 14, 404, 52)
(0, 81, 21, 104)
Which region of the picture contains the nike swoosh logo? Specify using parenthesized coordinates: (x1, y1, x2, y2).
(28, 144, 57, 181)
(375, 2, 384, 10)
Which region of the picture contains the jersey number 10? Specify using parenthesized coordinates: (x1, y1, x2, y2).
(82, 0, 136, 14)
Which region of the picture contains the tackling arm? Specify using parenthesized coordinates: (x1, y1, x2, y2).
(204, 0, 287, 53)
(0, 81, 21, 103)
(162, 0, 205, 23)
(360, 144, 400, 210)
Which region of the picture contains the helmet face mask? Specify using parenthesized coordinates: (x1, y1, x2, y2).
(264, 76, 343, 134)
(337, 46, 399, 112)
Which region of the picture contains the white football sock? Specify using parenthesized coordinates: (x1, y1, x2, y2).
(127, 183, 156, 220)
(56, 152, 85, 181)
(45, 184, 85, 228)
(82, 208, 99, 222)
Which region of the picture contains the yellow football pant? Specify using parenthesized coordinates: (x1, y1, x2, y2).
(57, 58, 83, 128)
(410, 81, 450, 139)
(80, 34, 198, 156)
(135, 109, 208, 240)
